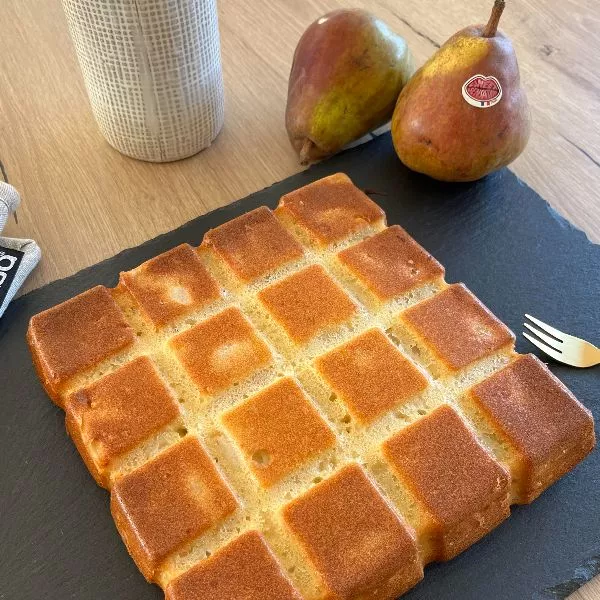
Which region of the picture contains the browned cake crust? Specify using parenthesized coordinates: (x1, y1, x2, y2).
(276, 173, 386, 246)
(26, 173, 596, 600)
(222, 377, 336, 487)
(203, 206, 305, 282)
(169, 307, 273, 395)
(258, 264, 357, 344)
(400, 283, 515, 373)
(111, 436, 238, 582)
(383, 405, 510, 562)
(337, 226, 445, 302)
(315, 328, 429, 425)
(65, 355, 181, 488)
(27, 285, 135, 405)
(465, 354, 596, 503)
(120, 243, 221, 328)
(165, 530, 303, 600)
(283, 464, 423, 600)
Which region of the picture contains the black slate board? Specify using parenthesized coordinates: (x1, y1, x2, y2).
(1, 133, 598, 600)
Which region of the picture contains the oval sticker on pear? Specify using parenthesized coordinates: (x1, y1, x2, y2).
(462, 74, 503, 108)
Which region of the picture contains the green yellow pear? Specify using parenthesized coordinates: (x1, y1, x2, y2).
(286, 9, 414, 165)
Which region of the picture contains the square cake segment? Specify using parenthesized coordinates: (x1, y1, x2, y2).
(27, 285, 135, 405)
(382, 404, 510, 562)
(283, 464, 423, 600)
(463, 354, 595, 503)
(315, 328, 429, 425)
(397, 283, 515, 376)
(165, 530, 302, 600)
(169, 307, 273, 396)
(111, 436, 239, 582)
(221, 377, 336, 487)
(65, 355, 181, 488)
(203, 206, 305, 283)
(337, 225, 445, 305)
(276, 173, 385, 247)
(257, 264, 358, 346)
(119, 243, 221, 328)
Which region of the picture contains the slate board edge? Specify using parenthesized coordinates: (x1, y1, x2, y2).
(3, 133, 599, 599)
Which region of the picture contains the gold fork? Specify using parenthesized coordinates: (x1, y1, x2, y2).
(523, 314, 600, 368)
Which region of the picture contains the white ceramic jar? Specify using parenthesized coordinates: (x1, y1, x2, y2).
(62, 0, 224, 162)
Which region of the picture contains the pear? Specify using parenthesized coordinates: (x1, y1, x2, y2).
(391, 0, 530, 182)
(286, 9, 414, 165)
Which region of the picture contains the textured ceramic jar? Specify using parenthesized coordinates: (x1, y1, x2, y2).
(62, 0, 224, 162)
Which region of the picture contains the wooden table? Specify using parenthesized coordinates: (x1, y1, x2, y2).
(1, 0, 598, 598)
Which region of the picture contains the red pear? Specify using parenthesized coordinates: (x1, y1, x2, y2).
(287, 9, 414, 165)
(391, 0, 531, 181)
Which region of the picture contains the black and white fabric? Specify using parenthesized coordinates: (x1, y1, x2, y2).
(0, 182, 41, 318)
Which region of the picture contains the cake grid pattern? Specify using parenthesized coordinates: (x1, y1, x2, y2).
(27, 174, 595, 600)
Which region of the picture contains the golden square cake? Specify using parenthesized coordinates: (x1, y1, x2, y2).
(461, 354, 595, 503)
(221, 377, 336, 487)
(276, 173, 386, 247)
(314, 328, 428, 425)
(257, 264, 357, 346)
(111, 436, 238, 582)
(27, 285, 135, 405)
(27, 173, 595, 600)
(382, 404, 511, 562)
(336, 225, 445, 308)
(119, 243, 221, 328)
(283, 464, 423, 600)
(165, 530, 302, 600)
(65, 355, 181, 488)
(203, 206, 305, 283)
(396, 283, 515, 376)
(169, 307, 273, 396)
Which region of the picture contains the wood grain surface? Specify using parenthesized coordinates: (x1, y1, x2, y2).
(0, 0, 598, 597)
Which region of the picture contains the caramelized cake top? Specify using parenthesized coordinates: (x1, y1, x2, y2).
(258, 265, 357, 344)
(222, 377, 336, 487)
(283, 464, 422, 599)
(383, 405, 509, 527)
(111, 436, 238, 579)
(204, 206, 304, 282)
(120, 244, 221, 327)
(166, 530, 302, 600)
(276, 173, 385, 246)
(469, 354, 595, 465)
(169, 307, 273, 395)
(66, 356, 180, 467)
(315, 328, 428, 424)
(400, 283, 515, 371)
(28, 285, 134, 400)
(338, 226, 444, 301)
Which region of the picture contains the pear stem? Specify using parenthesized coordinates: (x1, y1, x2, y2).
(299, 139, 314, 165)
(483, 0, 505, 37)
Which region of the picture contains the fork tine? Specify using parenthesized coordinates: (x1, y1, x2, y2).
(523, 332, 565, 363)
(523, 322, 563, 351)
(524, 314, 565, 342)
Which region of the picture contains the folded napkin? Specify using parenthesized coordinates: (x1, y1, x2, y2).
(0, 182, 41, 317)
